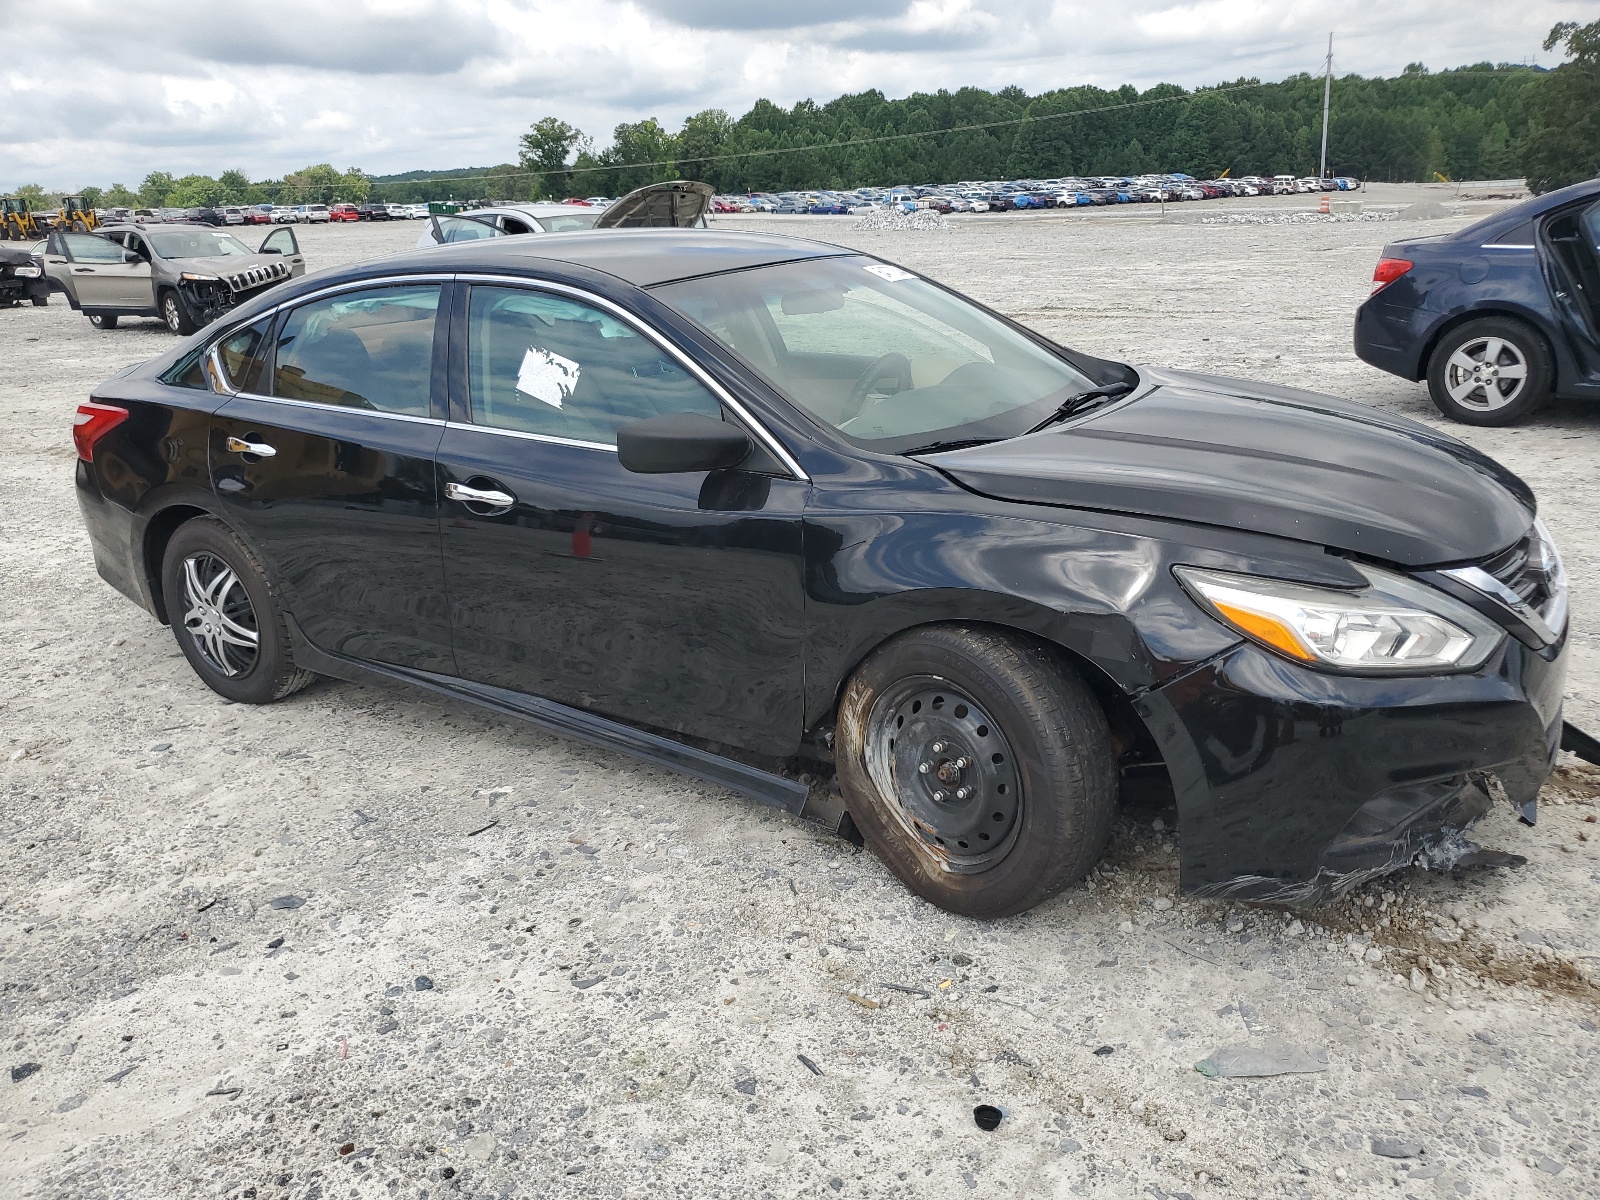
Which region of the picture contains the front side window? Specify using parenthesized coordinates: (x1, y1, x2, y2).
(61, 233, 126, 263)
(272, 285, 440, 415)
(467, 285, 721, 445)
(655, 256, 1095, 450)
(535, 212, 600, 232)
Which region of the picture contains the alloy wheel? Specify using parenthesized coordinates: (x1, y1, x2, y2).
(181, 552, 259, 676)
(864, 676, 1022, 873)
(1443, 335, 1529, 412)
(163, 295, 183, 333)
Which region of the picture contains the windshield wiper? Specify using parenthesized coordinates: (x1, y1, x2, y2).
(1023, 381, 1135, 434)
(900, 437, 1000, 457)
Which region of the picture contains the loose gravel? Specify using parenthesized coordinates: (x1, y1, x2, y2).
(3, 184, 1598, 1199)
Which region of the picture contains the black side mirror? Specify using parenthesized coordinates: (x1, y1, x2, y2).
(122, 249, 142, 264)
(617, 412, 751, 474)
(259, 247, 281, 255)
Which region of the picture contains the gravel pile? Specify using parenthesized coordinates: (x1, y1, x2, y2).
(1198, 210, 1401, 226)
(852, 208, 952, 232)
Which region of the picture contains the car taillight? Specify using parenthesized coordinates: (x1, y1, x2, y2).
(1370, 258, 1413, 295)
(73, 402, 129, 462)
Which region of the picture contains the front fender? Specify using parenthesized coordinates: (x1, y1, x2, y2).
(800, 506, 1362, 728)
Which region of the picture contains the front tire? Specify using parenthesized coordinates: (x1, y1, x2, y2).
(161, 518, 315, 705)
(1426, 317, 1552, 426)
(87, 312, 118, 329)
(836, 625, 1116, 918)
(161, 289, 198, 335)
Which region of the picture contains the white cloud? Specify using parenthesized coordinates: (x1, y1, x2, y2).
(0, 0, 1588, 188)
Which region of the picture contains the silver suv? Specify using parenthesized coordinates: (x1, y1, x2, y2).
(42, 222, 305, 333)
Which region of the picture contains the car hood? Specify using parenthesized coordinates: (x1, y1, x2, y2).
(928, 367, 1535, 567)
(172, 253, 289, 277)
(596, 180, 713, 228)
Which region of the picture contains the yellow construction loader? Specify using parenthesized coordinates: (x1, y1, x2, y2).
(55, 196, 98, 233)
(0, 196, 46, 241)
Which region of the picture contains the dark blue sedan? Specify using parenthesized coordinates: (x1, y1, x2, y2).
(1354, 177, 1600, 425)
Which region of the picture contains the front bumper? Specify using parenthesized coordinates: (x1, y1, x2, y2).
(1138, 632, 1567, 901)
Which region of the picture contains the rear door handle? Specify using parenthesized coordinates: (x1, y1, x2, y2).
(445, 481, 516, 509)
(225, 436, 276, 457)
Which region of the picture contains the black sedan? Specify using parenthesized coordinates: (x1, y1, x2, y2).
(75, 230, 1580, 916)
(1355, 176, 1600, 425)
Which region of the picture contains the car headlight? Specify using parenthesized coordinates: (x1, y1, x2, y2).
(14, 265, 41, 277)
(1175, 562, 1506, 673)
(180, 272, 219, 282)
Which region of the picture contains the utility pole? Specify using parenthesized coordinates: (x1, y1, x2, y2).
(1318, 33, 1333, 180)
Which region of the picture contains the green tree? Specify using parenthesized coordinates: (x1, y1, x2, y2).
(597, 118, 678, 194)
(218, 169, 252, 203)
(80, 186, 104, 208)
(16, 183, 49, 202)
(280, 164, 346, 205)
(1522, 20, 1600, 193)
(103, 183, 139, 208)
(165, 174, 228, 207)
(339, 167, 372, 204)
(518, 117, 589, 199)
(677, 108, 733, 179)
(139, 172, 175, 207)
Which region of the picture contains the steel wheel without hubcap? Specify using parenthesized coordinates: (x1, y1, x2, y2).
(865, 677, 1022, 872)
(181, 552, 259, 676)
(1442, 335, 1528, 412)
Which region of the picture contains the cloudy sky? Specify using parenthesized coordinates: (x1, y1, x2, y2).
(0, 0, 1588, 188)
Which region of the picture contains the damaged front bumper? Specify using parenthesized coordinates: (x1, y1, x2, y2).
(177, 262, 291, 327)
(1137, 630, 1569, 903)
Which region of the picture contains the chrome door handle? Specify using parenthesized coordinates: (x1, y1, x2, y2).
(445, 481, 516, 508)
(225, 436, 276, 457)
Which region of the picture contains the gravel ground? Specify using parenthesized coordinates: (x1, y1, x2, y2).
(3, 186, 1598, 1200)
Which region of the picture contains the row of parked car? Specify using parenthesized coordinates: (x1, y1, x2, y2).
(99, 202, 436, 227)
(711, 174, 1363, 215)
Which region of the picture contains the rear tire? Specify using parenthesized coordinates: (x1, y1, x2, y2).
(161, 517, 315, 705)
(1426, 317, 1552, 426)
(836, 624, 1117, 918)
(87, 312, 118, 329)
(161, 289, 198, 335)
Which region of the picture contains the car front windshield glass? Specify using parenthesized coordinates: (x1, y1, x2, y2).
(653, 256, 1095, 450)
(149, 231, 254, 258)
(537, 213, 601, 232)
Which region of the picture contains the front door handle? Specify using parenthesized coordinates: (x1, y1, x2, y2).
(445, 480, 516, 509)
(72, 267, 95, 273)
(225, 436, 277, 457)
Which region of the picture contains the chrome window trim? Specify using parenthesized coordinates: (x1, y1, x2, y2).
(442, 421, 613, 453)
(454, 272, 810, 482)
(227, 391, 445, 426)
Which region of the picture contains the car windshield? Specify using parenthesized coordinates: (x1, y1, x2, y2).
(653, 256, 1096, 450)
(538, 212, 601, 232)
(149, 231, 254, 258)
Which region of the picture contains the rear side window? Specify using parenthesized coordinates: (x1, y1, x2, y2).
(271, 285, 440, 415)
(466, 285, 721, 445)
(218, 317, 274, 393)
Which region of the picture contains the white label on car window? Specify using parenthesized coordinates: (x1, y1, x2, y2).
(515, 346, 581, 409)
(863, 263, 914, 282)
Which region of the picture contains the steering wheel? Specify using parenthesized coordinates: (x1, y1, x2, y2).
(841, 352, 914, 423)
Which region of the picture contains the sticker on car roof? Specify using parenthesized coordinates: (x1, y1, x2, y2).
(863, 264, 915, 282)
(516, 346, 581, 409)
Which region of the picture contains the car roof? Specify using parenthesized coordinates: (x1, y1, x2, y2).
(472, 204, 609, 218)
(402, 228, 855, 288)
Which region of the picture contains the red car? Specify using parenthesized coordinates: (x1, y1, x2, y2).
(330, 204, 361, 222)
(243, 207, 274, 225)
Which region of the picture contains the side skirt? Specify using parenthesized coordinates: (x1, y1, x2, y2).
(285, 618, 855, 833)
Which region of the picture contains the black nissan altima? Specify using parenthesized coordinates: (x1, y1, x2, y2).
(74, 229, 1578, 917)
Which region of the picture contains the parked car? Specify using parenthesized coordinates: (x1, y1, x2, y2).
(1355, 176, 1600, 426)
(219, 206, 246, 225)
(43, 223, 304, 333)
(296, 205, 331, 223)
(271, 207, 298, 224)
(357, 203, 391, 221)
(416, 182, 714, 248)
(244, 206, 274, 226)
(72, 226, 1580, 918)
(0, 242, 50, 306)
(329, 204, 360, 222)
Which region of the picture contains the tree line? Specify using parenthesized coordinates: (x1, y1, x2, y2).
(11, 23, 1597, 208)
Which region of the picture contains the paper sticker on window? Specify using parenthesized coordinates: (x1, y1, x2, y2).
(515, 346, 581, 409)
(863, 263, 915, 282)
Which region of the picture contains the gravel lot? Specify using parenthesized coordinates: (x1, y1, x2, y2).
(3, 186, 1598, 1200)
